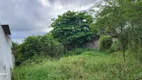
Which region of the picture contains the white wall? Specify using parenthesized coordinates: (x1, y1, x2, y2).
(0, 24, 13, 80)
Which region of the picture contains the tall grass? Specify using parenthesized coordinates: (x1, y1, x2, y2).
(12, 51, 142, 80)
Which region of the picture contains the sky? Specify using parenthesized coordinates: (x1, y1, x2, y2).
(0, 0, 102, 43)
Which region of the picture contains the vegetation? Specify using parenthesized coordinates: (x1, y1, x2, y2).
(12, 0, 142, 80)
(94, 0, 142, 61)
(109, 39, 121, 53)
(99, 35, 112, 51)
(14, 33, 64, 66)
(51, 11, 96, 50)
(12, 50, 142, 80)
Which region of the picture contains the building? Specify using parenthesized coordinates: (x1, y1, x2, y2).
(0, 24, 14, 80)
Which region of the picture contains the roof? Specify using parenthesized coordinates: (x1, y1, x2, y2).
(1, 25, 11, 35)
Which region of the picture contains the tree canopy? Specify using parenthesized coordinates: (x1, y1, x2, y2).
(51, 11, 96, 50)
(94, 0, 142, 61)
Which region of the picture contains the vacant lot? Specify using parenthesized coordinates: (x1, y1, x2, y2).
(12, 51, 142, 80)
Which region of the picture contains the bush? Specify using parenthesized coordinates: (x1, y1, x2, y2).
(20, 54, 51, 66)
(128, 43, 142, 62)
(14, 33, 64, 66)
(109, 39, 121, 53)
(40, 34, 64, 58)
(64, 48, 94, 56)
(99, 35, 112, 51)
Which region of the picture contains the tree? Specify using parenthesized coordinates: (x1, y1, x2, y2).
(12, 42, 19, 54)
(40, 33, 64, 58)
(14, 33, 64, 65)
(94, 0, 142, 61)
(51, 11, 96, 50)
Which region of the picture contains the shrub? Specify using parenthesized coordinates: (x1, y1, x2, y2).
(14, 34, 64, 66)
(128, 43, 142, 62)
(109, 39, 121, 53)
(64, 48, 94, 56)
(40, 34, 64, 58)
(99, 35, 112, 51)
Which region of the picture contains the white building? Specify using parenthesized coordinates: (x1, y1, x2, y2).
(0, 24, 14, 80)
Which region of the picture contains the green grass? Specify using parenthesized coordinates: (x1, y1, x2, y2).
(12, 51, 142, 80)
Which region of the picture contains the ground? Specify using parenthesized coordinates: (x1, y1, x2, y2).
(12, 50, 142, 80)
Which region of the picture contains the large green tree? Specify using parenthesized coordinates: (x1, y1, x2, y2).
(51, 11, 96, 50)
(94, 0, 142, 61)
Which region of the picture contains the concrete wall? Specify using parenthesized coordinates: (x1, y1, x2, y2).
(0, 24, 13, 80)
(85, 40, 99, 49)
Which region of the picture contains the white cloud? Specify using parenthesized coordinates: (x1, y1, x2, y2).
(0, 0, 102, 43)
(40, 0, 51, 7)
